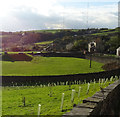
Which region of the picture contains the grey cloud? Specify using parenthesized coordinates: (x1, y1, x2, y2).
(11, 7, 64, 30)
(2, 5, 118, 31)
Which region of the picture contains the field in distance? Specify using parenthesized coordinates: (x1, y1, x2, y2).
(35, 40, 53, 45)
(2, 57, 104, 76)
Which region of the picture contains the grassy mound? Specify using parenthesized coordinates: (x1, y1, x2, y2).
(2, 57, 104, 76)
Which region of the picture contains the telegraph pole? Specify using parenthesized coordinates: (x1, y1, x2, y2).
(90, 53, 92, 68)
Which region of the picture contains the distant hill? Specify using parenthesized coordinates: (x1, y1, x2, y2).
(1, 27, 119, 54)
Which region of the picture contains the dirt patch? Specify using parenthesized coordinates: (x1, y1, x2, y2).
(10, 53, 33, 61)
(2, 53, 33, 61)
(102, 62, 120, 71)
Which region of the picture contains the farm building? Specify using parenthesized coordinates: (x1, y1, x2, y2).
(88, 38, 105, 53)
(116, 47, 120, 56)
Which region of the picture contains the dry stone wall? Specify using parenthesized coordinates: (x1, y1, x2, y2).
(63, 80, 120, 116)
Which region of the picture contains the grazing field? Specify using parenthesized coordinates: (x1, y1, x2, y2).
(35, 41, 53, 45)
(27, 29, 80, 33)
(91, 30, 118, 36)
(2, 57, 104, 76)
(2, 78, 116, 115)
(29, 29, 61, 33)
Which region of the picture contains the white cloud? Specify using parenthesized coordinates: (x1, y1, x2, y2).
(58, 0, 119, 2)
(0, 0, 118, 31)
(0, 0, 58, 16)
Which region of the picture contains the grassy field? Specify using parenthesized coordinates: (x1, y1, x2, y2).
(91, 30, 118, 36)
(0, 51, 44, 54)
(28, 29, 61, 33)
(2, 57, 104, 76)
(35, 41, 53, 45)
(0, 35, 10, 38)
(27, 29, 80, 33)
(2, 78, 116, 115)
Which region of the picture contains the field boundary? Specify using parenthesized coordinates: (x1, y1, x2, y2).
(29, 52, 86, 58)
(63, 80, 120, 116)
(2, 68, 120, 86)
(2, 52, 120, 86)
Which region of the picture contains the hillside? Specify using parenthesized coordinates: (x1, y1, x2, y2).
(1, 27, 120, 54)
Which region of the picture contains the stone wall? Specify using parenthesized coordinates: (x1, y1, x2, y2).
(85, 54, 120, 64)
(29, 52, 85, 58)
(63, 80, 120, 116)
(2, 68, 120, 86)
(29, 52, 120, 64)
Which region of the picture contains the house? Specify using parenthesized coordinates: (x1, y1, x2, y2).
(66, 43, 74, 51)
(116, 47, 120, 56)
(88, 41, 96, 52)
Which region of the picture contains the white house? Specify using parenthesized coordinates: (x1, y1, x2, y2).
(116, 47, 120, 56)
(66, 43, 74, 51)
(88, 41, 96, 52)
(22, 33, 25, 36)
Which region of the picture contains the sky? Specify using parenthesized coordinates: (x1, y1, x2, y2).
(0, 0, 119, 32)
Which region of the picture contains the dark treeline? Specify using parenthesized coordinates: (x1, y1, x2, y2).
(2, 29, 100, 51)
(2, 29, 100, 44)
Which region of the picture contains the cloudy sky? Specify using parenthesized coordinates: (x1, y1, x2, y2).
(0, 0, 119, 32)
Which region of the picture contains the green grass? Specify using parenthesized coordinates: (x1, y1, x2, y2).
(0, 51, 42, 54)
(99, 29, 115, 33)
(1, 57, 104, 76)
(91, 30, 118, 36)
(27, 29, 61, 33)
(25, 29, 80, 33)
(2, 79, 116, 115)
(35, 41, 53, 45)
(93, 53, 118, 58)
(0, 35, 10, 38)
(71, 29, 80, 32)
